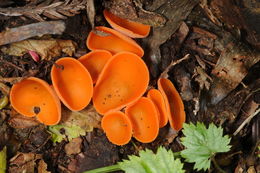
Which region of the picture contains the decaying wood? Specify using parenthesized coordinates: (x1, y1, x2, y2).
(103, 0, 166, 27)
(209, 41, 260, 104)
(202, 79, 260, 126)
(0, 21, 65, 46)
(144, 0, 199, 77)
(210, 0, 260, 49)
(0, 0, 87, 22)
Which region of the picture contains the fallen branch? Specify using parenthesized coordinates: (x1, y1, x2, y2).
(0, 21, 65, 46)
(233, 108, 260, 136)
(0, 0, 87, 21)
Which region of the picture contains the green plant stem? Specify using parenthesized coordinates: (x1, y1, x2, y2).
(82, 164, 121, 173)
(211, 157, 225, 173)
(173, 151, 181, 158)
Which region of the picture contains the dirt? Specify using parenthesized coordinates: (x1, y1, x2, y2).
(0, 0, 259, 173)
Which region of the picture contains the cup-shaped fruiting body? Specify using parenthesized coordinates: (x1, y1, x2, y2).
(51, 57, 93, 111)
(147, 89, 168, 127)
(125, 97, 159, 143)
(10, 77, 61, 125)
(158, 78, 186, 131)
(93, 52, 149, 114)
(102, 111, 132, 145)
(78, 50, 112, 83)
(86, 26, 144, 57)
(103, 9, 150, 38)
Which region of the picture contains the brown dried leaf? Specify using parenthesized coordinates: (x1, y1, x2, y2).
(61, 105, 102, 132)
(1, 39, 77, 60)
(8, 109, 40, 129)
(38, 160, 51, 173)
(86, 0, 95, 29)
(65, 137, 82, 155)
(9, 153, 42, 173)
(194, 66, 212, 90)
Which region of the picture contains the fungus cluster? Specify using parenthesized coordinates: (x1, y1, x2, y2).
(9, 10, 186, 145)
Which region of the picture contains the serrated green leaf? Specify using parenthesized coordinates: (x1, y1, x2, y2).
(0, 146, 7, 173)
(180, 122, 231, 171)
(48, 124, 86, 143)
(118, 147, 185, 173)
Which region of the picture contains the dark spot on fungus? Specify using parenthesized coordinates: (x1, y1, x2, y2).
(33, 106, 41, 114)
(147, 126, 150, 128)
(34, 87, 38, 89)
(107, 94, 112, 98)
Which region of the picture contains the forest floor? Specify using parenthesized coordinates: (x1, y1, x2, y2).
(0, 0, 259, 173)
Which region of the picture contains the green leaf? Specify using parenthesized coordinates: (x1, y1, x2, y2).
(0, 146, 7, 173)
(118, 146, 185, 173)
(48, 124, 86, 143)
(180, 122, 231, 171)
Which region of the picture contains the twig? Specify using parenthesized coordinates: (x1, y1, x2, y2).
(0, 59, 24, 71)
(0, 21, 65, 46)
(233, 108, 260, 136)
(160, 54, 190, 79)
(211, 156, 226, 173)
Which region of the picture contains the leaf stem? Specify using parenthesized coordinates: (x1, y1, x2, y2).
(173, 151, 181, 158)
(211, 157, 225, 173)
(82, 164, 121, 173)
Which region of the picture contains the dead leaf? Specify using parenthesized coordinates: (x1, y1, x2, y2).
(1, 39, 77, 60)
(61, 105, 102, 132)
(86, 0, 95, 29)
(8, 112, 40, 129)
(65, 137, 82, 155)
(38, 160, 51, 173)
(9, 153, 42, 173)
(194, 66, 212, 90)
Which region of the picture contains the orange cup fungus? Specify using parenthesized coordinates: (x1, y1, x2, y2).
(93, 52, 149, 115)
(158, 78, 186, 131)
(101, 111, 132, 145)
(147, 89, 168, 128)
(86, 26, 144, 57)
(78, 50, 112, 83)
(51, 57, 93, 111)
(125, 97, 159, 143)
(10, 77, 61, 125)
(103, 9, 150, 38)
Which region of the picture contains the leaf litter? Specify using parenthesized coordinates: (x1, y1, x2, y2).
(0, 0, 259, 172)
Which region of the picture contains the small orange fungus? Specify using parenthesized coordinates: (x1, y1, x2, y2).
(10, 77, 61, 125)
(103, 9, 150, 38)
(158, 78, 186, 131)
(51, 57, 93, 111)
(147, 89, 168, 127)
(125, 97, 159, 143)
(93, 52, 149, 114)
(101, 111, 132, 145)
(78, 50, 112, 83)
(86, 26, 144, 57)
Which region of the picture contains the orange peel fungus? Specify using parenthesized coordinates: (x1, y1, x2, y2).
(10, 77, 61, 125)
(51, 57, 93, 111)
(158, 78, 186, 131)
